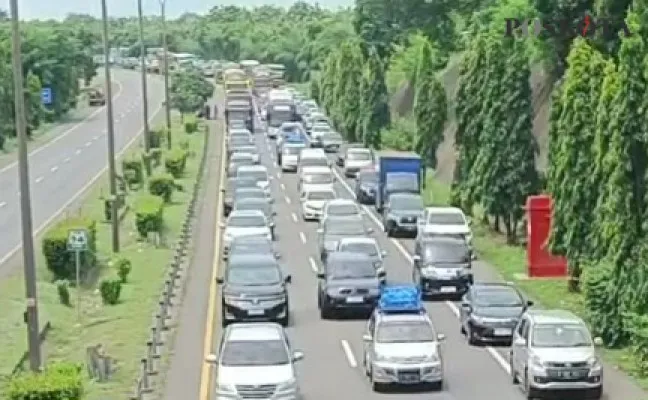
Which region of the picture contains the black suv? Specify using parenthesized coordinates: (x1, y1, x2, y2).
(218, 253, 291, 326)
(412, 236, 473, 299)
(317, 252, 384, 319)
(354, 169, 378, 204)
(382, 192, 424, 237)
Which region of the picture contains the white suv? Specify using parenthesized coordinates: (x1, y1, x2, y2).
(207, 322, 304, 399)
(418, 207, 472, 245)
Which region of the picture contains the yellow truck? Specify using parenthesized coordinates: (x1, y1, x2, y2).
(223, 68, 249, 91)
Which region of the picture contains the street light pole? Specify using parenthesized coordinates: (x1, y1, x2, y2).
(9, 0, 42, 372)
(100, 0, 120, 253)
(137, 0, 150, 152)
(160, 0, 172, 149)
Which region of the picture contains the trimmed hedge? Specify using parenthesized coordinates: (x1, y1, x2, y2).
(149, 128, 165, 148)
(164, 148, 188, 178)
(122, 156, 144, 186)
(42, 217, 97, 280)
(134, 194, 164, 238)
(7, 362, 83, 400)
(184, 120, 198, 133)
(100, 278, 122, 305)
(148, 173, 175, 202)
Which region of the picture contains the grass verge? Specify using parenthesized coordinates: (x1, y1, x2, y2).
(423, 170, 648, 389)
(0, 116, 206, 399)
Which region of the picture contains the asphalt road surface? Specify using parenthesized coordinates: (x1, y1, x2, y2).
(0, 69, 166, 273)
(187, 100, 648, 400)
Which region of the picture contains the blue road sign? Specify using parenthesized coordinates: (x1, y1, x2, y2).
(41, 87, 52, 105)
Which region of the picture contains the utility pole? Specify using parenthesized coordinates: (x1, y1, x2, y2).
(137, 0, 150, 152)
(160, 0, 172, 149)
(100, 0, 120, 253)
(9, 0, 42, 372)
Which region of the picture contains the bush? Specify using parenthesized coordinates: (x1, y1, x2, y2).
(7, 362, 83, 400)
(164, 148, 188, 178)
(122, 156, 144, 185)
(149, 148, 163, 167)
(149, 128, 165, 148)
(184, 120, 198, 134)
(115, 257, 132, 283)
(56, 280, 71, 306)
(380, 117, 416, 151)
(100, 279, 122, 305)
(42, 217, 97, 280)
(148, 173, 175, 202)
(134, 194, 164, 238)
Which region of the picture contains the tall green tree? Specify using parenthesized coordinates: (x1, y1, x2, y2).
(319, 52, 339, 115)
(412, 39, 447, 168)
(546, 38, 606, 291)
(469, 36, 538, 242)
(359, 50, 390, 148)
(332, 41, 363, 141)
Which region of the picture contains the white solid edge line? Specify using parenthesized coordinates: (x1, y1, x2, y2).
(340, 340, 358, 368)
(0, 101, 164, 267)
(308, 257, 318, 273)
(291, 213, 298, 223)
(0, 79, 125, 174)
(299, 232, 306, 243)
(330, 164, 513, 374)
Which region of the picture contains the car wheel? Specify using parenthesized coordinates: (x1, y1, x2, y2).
(524, 369, 536, 399)
(460, 322, 466, 335)
(467, 325, 479, 345)
(320, 303, 331, 319)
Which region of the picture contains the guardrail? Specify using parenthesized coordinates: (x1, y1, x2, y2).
(130, 122, 210, 400)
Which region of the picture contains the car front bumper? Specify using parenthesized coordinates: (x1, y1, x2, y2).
(371, 361, 443, 384)
(419, 276, 472, 296)
(223, 301, 288, 323)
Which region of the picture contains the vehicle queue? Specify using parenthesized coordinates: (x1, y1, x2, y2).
(206, 84, 605, 400)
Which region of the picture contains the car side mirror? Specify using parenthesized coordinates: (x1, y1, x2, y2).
(292, 351, 304, 362)
(220, 188, 225, 193)
(316, 272, 325, 279)
(317, 228, 323, 234)
(284, 274, 292, 283)
(274, 251, 282, 259)
(513, 337, 527, 347)
(412, 255, 421, 263)
(526, 300, 534, 307)
(593, 337, 603, 347)
(461, 303, 472, 312)
(219, 222, 226, 229)
(437, 333, 446, 342)
(367, 227, 374, 233)
(381, 250, 387, 257)
(205, 353, 218, 363)
(377, 270, 386, 278)
(216, 277, 224, 284)
(270, 221, 275, 227)
(362, 334, 372, 342)
(471, 253, 477, 260)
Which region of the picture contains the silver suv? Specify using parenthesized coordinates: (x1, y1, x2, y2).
(509, 309, 603, 399)
(206, 322, 304, 399)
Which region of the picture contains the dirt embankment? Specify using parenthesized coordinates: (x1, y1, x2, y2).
(390, 62, 554, 184)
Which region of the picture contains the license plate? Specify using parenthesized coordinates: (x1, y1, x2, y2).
(247, 309, 264, 316)
(440, 286, 457, 293)
(561, 370, 583, 379)
(494, 328, 512, 336)
(399, 373, 420, 383)
(346, 296, 364, 303)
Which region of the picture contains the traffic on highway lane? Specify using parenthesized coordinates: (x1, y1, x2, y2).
(204, 76, 606, 400)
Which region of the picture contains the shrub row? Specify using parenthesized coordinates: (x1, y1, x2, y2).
(149, 173, 176, 202)
(184, 120, 198, 134)
(42, 217, 97, 280)
(134, 193, 164, 238)
(165, 148, 188, 178)
(122, 156, 144, 186)
(7, 362, 83, 400)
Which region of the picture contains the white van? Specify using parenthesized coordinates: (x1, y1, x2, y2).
(298, 165, 335, 194)
(298, 148, 328, 173)
(281, 143, 306, 172)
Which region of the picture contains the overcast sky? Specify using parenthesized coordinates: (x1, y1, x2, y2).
(2, 0, 350, 20)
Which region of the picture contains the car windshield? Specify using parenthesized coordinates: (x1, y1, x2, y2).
(423, 243, 470, 263)
(532, 324, 592, 348)
(230, 241, 273, 255)
(226, 266, 282, 285)
(283, 146, 302, 155)
(323, 133, 342, 141)
(301, 158, 328, 167)
(474, 288, 523, 307)
(235, 190, 265, 200)
(235, 201, 270, 214)
(329, 260, 376, 279)
(347, 151, 372, 161)
(312, 125, 330, 132)
(220, 340, 290, 366)
(230, 133, 250, 140)
(326, 220, 365, 235)
(376, 321, 437, 343)
(359, 172, 378, 183)
(228, 215, 265, 227)
(340, 242, 378, 256)
(386, 176, 418, 192)
(231, 154, 254, 162)
(229, 139, 249, 147)
(268, 111, 293, 127)
(391, 195, 423, 210)
(238, 170, 268, 182)
(428, 212, 465, 225)
(229, 111, 250, 120)
(304, 173, 333, 184)
(307, 191, 335, 200)
(328, 204, 359, 216)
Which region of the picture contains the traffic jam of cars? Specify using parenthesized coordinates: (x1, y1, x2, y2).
(208, 84, 605, 400)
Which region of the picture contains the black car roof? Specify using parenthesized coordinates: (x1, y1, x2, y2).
(326, 252, 373, 263)
(228, 253, 277, 266)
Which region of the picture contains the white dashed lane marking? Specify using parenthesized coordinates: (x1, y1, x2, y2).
(340, 340, 358, 368)
(308, 257, 318, 273)
(0, 201, 6, 208)
(75, 149, 82, 155)
(299, 232, 306, 243)
(285, 196, 291, 204)
(84, 142, 91, 147)
(291, 213, 298, 223)
(64, 157, 71, 163)
(35, 176, 44, 183)
(51, 166, 58, 172)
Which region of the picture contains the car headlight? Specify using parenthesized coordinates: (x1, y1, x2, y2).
(421, 266, 438, 277)
(276, 378, 298, 393)
(587, 356, 602, 370)
(426, 354, 440, 363)
(530, 355, 546, 370)
(374, 353, 391, 362)
(216, 383, 236, 394)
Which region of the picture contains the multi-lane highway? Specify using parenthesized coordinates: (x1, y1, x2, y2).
(0, 69, 166, 274)
(193, 95, 647, 400)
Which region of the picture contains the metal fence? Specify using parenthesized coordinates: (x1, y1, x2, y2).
(130, 124, 210, 400)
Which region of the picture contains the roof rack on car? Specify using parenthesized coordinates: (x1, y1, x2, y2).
(377, 285, 424, 314)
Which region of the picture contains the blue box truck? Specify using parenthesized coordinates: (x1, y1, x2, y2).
(375, 151, 425, 212)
